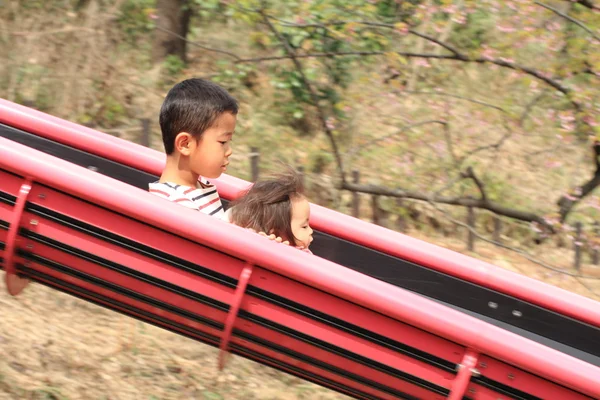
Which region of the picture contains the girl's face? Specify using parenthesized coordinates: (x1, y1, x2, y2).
(290, 196, 313, 249)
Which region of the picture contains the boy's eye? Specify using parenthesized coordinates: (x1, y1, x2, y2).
(218, 141, 227, 145)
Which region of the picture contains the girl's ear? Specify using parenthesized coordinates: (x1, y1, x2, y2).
(174, 132, 194, 156)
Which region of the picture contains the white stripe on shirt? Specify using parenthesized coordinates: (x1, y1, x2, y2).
(148, 178, 226, 220)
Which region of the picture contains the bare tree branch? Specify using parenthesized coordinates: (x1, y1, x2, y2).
(401, 90, 507, 113)
(519, 91, 547, 127)
(347, 119, 447, 159)
(272, 18, 462, 56)
(557, 140, 600, 221)
(258, 11, 347, 183)
(562, 0, 600, 12)
(342, 180, 553, 229)
(154, 25, 242, 60)
(526, 143, 562, 157)
(6, 27, 96, 36)
(535, 1, 600, 42)
(461, 166, 488, 202)
(237, 51, 573, 99)
(442, 113, 459, 165)
(456, 121, 513, 167)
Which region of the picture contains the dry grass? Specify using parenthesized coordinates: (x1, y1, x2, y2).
(0, 281, 350, 400)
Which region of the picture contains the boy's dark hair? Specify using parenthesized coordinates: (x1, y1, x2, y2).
(159, 78, 238, 154)
(229, 168, 305, 246)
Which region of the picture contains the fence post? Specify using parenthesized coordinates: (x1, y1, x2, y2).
(396, 198, 406, 232)
(140, 118, 150, 147)
(593, 222, 599, 266)
(372, 195, 380, 225)
(297, 165, 305, 187)
(250, 147, 260, 182)
(467, 206, 475, 252)
(493, 216, 502, 244)
(352, 170, 360, 218)
(574, 222, 583, 271)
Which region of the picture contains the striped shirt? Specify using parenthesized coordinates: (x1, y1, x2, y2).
(148, 177, 227, 220)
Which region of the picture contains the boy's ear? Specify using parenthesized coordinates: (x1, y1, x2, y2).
(174, 132, 194, 156)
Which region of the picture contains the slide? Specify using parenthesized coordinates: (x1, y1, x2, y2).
(1, 99, 599, 399)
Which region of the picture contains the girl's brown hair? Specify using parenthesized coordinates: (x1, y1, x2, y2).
(229, 168, 305, 246)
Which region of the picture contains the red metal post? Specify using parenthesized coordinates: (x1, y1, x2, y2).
(4, 178, 33, 296)
(219, 263, 253, 370)
(448, 349, 479, 400)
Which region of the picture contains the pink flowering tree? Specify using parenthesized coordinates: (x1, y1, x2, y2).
(185, 0, 600, 235)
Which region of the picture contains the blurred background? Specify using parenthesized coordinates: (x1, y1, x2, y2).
(1, 0, 600, 399)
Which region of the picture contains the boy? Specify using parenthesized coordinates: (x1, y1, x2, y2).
(149, 78, 237, 220)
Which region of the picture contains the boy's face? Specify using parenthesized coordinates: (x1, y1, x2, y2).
(290, 196, 313, 249)
(179, 111, 236, 179)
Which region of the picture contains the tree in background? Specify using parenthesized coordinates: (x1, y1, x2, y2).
(187, 0, 600, 238)
(2, 0, 599, 244)
(152, 0, 192, 62)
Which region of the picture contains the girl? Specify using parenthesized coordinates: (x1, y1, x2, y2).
(228, 168, 314, 252)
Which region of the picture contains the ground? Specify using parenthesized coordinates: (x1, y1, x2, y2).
(1, 226, 598, 400)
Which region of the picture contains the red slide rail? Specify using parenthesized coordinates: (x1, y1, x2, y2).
(1, 135, 600, 398)
(0, 98, 599, 332)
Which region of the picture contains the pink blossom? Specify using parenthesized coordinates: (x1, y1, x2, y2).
(442, 4, 457, 13)
(547, 21, 562, 32)
(326, 118, 336, 130)
(480, 46, 497, 60)
(545, 160, 562, 169)
(583, 115, 598, 127)
(497, 25, 516, 33)
(452, 14, 467, 24)
(548, 41, 564, 52)
(433, 141, 446, 155)
(394, 25, 409, 35)
(543, 216, 559, 226)
(558, 111, 576, 132)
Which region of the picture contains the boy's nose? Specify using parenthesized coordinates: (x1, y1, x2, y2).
(225, 146, 233, 157)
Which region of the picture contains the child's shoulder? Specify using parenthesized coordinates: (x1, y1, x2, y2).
(149, 181, 199, 210)
(149, 179, 226, 218)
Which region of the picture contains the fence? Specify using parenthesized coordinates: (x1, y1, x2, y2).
(348, 169, 600, 270)
(122, 123, 598, 271)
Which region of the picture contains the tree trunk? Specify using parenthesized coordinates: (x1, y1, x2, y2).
(152, 0, 192, 63)
(558, 141, 600, 222)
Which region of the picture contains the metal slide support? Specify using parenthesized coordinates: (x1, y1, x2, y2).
(448, 349, 480, 400)
(4, 178, 33, 296)
(218, 263, 254, 370)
